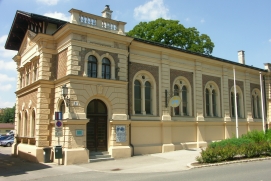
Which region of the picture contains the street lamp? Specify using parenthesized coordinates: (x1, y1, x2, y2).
(61, 84, 70, 108)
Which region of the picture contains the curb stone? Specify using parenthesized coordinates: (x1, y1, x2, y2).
(187, 156, 271, 169)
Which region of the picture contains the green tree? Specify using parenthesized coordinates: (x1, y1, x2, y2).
(0, 105, 15, 123)
(127, 18, 214, 55)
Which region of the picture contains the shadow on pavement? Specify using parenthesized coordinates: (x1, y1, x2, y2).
(0, 152, 52, 177)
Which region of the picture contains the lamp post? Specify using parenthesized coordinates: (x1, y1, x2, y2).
(61, 84, 70, 109)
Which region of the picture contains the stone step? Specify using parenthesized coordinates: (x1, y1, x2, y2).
(89, 157, 114, 163)
(89, 151, 114, 163)
(90, 154, 111, 159)
(90, 151, 109, 156)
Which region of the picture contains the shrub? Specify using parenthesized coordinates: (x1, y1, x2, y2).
(209, 137, 253, 148)
(264, 129, 271, 142)
(241, 130, 265, 143)
(196, 130, 271, 164)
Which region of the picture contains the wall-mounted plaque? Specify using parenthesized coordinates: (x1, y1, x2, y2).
(76, 129, 84, 136)
(116, 125, 126, 142)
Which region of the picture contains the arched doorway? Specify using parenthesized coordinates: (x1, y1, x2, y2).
(86, 99, 108, 152)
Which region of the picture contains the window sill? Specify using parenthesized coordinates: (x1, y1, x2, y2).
(131, 115, 160, 121)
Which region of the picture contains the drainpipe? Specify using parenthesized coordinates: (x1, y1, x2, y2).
(128, 41, 134, 156)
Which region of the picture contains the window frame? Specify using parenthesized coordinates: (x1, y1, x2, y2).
(172, 77, 192, 117)
(132, 71, 156, 116)
(204, 81, 221, 117)
(251, 89, 262, 119)
(230, 86, 244, 118)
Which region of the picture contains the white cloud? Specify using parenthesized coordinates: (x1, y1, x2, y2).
(134, 0, 170, 21)
(269, 39, 271, 43)
(36, 0, 59, 6)
(0, 60, 16, 71)
(185, 18, 190, 22)
(44, 12, 70, 21)
(0, 74, 16, 82)
(0, 97, 15, 108)
(0, 83, 12, 91)
(200, 18, 205, 23)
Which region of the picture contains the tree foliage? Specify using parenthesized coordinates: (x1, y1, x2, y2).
(127, 18, 215, 55)
(0, 105, 15, 123)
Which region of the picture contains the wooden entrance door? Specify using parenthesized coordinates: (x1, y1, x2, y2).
(86, 99, 107, 152)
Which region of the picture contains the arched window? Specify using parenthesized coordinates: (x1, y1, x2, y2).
(172, 78, 192, 117)
(205, 82, 220, 117)
(206, 89, 210, 116)
(145, 81, 151, 114)
(102, 58, 111, 79)
(24, 111, 28, 137)
(237, 93, 241, 117)
(133, 72, 156, 115)
(230, 87, 243, 118)
(257, 96, 261, 118)
(182, 86, 188, 115)
(18, 113, 22, 136)
(31, 110, 36, 137)
(88, 55, 97, 78)
(212, 90, 217, 116)
(251, 90, 262, 119)
(134, 80, 141, 114)
(252, 95, 255, 118)
(231, 92, 235, 117)
(60, 100, 65, 114)
(174, 85, 180, 115)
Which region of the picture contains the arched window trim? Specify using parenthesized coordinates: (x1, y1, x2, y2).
(100, 53, 115, 80)
(102, 57, 111, 79)
(132, 71, 156, 116)
(230, 86, 244, 118)
(84, 51, 116, 80)
(172, 77, 192, 117)
(18, 111, 22, 137)
(87, 55, 98, 78)
(204, 81, 221, 117)
(23, 110, 29, 137)
(251, 88, 262, 119)
(84, 50, 101, 77)
(30, 108, 36, 138)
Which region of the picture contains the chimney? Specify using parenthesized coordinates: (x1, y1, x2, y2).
(264, 63, 271, 72)
(102, 5, 113, 19)
(238, 50, 245, 64)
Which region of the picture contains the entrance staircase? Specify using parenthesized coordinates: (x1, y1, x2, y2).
(89, 151, 114, 163)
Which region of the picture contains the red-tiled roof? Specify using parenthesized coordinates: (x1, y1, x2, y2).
(0, 123, 14, 129)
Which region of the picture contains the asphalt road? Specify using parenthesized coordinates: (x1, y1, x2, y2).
(26, 160, 271, 181)
(1, 146, 271, 181)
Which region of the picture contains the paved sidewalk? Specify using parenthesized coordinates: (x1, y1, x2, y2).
(79, 148, 201, 173)
(0, 147, 201, 180)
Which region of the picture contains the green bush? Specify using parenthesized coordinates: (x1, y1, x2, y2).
(264, 129, 271, 142)
(209, 137, 253, 148)
(241, 130, 265, 143)
(196, 130, 271, 163)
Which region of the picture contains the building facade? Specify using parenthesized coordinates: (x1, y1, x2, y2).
(5, 6, 271, 165)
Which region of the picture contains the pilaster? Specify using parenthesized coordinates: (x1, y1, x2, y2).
(222, 66, 231, 121)
(195, 61, 204, 121)
(161, 53, 171, 120)
(66, 45, 81, 75)
(245, 72, 253, 121)
(38, 53, 52, 80)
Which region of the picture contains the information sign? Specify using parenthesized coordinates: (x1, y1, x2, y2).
(116, 125, 126, 142)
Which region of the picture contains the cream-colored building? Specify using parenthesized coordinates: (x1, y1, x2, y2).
(5, 5, 271, 165)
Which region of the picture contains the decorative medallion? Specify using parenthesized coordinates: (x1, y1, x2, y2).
(28, 100, 32, 109)
(97, 85, 103, 94)
(22, 102, 25, 110)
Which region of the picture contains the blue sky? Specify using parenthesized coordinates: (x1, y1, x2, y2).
(0, 0, 270, 108)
